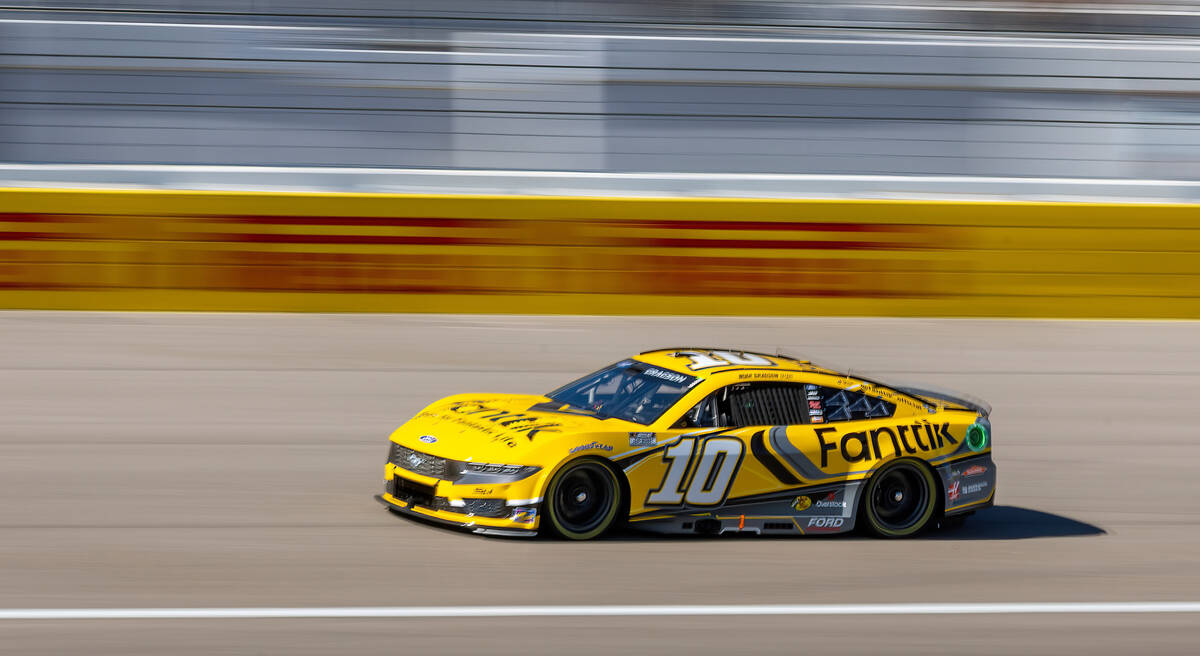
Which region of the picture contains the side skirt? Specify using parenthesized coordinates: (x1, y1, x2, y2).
(628, 481, 863, 537)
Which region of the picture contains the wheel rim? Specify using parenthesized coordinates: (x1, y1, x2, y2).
(551, 462, 616, 535)
(869, 463, 931, 532)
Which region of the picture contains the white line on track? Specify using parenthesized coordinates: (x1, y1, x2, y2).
(4, 164, 1200, 188)
(3, 602, 1200, 620)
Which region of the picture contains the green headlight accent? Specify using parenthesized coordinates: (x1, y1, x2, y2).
(966, 423, 989, 452)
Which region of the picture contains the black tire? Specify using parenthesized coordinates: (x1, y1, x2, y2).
(543, 459, 623, 540)
(862, 459, 938, 538)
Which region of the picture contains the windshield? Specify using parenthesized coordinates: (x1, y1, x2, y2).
(547, 360, 700, 425)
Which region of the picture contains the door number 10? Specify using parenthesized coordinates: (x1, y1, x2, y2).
(646, 437, 744, 506)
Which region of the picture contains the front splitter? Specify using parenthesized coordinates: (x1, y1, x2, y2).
(374, 494, 537, 538)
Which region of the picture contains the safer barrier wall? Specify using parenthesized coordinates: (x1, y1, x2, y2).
(2, 188, 1199, 318)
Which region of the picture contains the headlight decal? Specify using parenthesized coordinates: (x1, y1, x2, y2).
(387, 442, 540, 484)
(510, 507, 538, 524)
(456, 463, 541, 485)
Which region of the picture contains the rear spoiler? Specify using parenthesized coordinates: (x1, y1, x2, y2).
(895, 385, 992, 417)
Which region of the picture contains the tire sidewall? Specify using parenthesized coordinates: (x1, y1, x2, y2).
(543, 457, 622, 540)
(862, 459, 938, 538)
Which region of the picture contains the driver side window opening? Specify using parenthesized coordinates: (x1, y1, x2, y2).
(676, 382, 811, 428)
(675, 382, 897, 428)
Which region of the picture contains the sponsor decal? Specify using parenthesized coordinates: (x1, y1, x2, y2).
(629, 432, 657, 447)
(407, 453, 425, 469)
(963, 481, 989, 495)
(472, 487, 495, 495)
(791, 496, 812, 512)
(806, 517, 845, 530)
(964, 465, 987, 477)
(805, 384, 818, 391)
(641, 366, 690, 384)
(810, 416, 824, 424)
(808, 409, 823, 416)
(419, 435, 438, 444)
(444, 401, 563, 443)
(814, 492, 846, 510)
(569, 441, 614, 455)
(948, 480, 961, 502)
(813, 422, 960, 468)
(808, 400, 822, 410)
(966, 422, 989, 452)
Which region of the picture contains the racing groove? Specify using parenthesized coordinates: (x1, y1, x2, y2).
(0, 312, 1198, 654)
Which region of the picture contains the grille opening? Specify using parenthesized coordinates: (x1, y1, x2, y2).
(434, 497, 508, 518)
(681, 522, 694, 530)
(764, 522, 794, 530)
(390, 477, 436, 508)
(388, 443, 451, 479)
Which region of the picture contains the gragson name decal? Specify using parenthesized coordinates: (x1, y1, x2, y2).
(814, 423, 958, 467)
(445, 402, 562, 440)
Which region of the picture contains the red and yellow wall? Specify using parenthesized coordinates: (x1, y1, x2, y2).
(2, 188, 1199, 317)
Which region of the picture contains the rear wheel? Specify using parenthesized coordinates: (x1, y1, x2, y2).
(862, 459, 938, 538)
(544, 459, 622, 540)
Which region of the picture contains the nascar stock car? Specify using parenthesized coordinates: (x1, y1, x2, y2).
(377, 348, 994, 540)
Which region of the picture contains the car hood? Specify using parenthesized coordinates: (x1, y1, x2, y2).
(389, 393, 637, 464)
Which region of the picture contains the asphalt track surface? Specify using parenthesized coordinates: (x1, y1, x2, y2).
(2, 312, 1198, 654)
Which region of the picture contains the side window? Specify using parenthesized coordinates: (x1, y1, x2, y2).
(675, 390, 726, 428)
(674, 382, 813, 428)
(811, 384, 895, 423)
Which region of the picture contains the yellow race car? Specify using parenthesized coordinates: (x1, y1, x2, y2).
(377, 348, 994, 539)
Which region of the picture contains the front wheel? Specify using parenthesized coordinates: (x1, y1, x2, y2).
(861, 459, 938, 538)
(543, 459, 623, 540)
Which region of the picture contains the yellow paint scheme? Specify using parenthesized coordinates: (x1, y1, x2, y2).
(381, 349, 991, 535)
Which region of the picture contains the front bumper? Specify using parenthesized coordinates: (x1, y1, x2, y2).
(377, 464, 541, 537)
(937, 452, 997, 517)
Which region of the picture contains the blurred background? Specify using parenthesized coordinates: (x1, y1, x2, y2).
(3, 4, 1200, 655)
(3, 0, 1200, 198)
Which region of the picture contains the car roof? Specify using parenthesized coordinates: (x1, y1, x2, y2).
(633, 347, 841, 379)
(632, 347, 940, 413)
